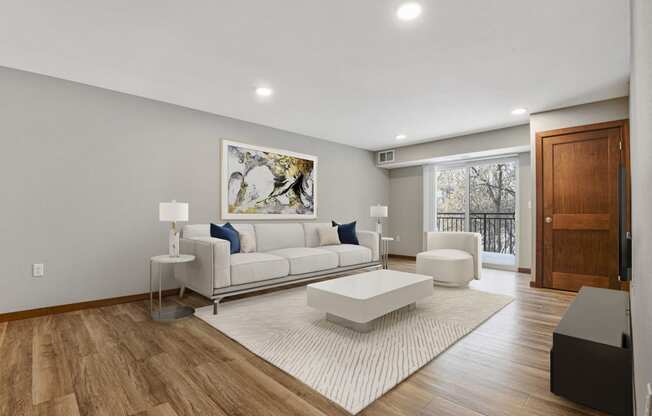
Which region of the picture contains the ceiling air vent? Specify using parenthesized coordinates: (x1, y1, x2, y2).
(377, 149, 395, 165)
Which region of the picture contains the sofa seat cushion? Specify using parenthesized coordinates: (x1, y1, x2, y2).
(320, 244, 372, 267)
(416, 249, 474, 287)
(230, 253, 289, 286)
(266, 247, 338, 275)
(419, 249, 472, 261)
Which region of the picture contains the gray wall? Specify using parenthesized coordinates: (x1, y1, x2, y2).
(630, 0, 652, 414)
(528, 97, 630, 280)
(387, 166, 423, 256)
(0, 67, 389, 314)
(386, 125, 532, 270)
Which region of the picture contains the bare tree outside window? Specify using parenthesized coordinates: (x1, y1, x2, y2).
(436, 168, 465, 212)
(469, 163, 516, 213)
(436, 168, 466, 231)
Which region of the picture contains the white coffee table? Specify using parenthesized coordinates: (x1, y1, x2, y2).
(307, 269, 434, 332)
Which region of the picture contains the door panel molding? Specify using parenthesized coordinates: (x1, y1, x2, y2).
(551, 272, 610, 291)
(553, 214, 610, 230)
(535, 119, 629, 290)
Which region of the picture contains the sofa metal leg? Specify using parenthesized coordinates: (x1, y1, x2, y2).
(213, 298, 222, 315)
(179, 286, 186, 299)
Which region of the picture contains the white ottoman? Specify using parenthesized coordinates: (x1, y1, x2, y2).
(416, 249, 475, 287)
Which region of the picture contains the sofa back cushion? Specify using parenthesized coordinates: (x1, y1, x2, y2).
(254, 223, 306, 252)
(302, 223, 332, 248)
(182, 224, 211, 239)
(229, 223, 255, 236)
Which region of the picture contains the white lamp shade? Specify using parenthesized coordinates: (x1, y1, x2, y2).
(370, 205, 388, 218)
(159, 201, 189, 222)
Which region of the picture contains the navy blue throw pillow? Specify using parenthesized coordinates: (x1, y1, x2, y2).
(332, 221, 359, 245)
(223, 222, 237, 234)
(210, 223, 240, 254)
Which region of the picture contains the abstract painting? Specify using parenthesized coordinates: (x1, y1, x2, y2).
(221, 140, 317, 219)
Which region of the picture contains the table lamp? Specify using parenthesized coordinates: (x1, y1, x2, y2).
(159, 200, 189, 257)
(370, 205, 388, 235)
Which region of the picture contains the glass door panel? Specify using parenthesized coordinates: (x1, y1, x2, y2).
(434, 159, 518, 267)
(435, 167, 467, 232)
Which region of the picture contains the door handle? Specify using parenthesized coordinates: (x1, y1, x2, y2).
(545, 217, 552, 223)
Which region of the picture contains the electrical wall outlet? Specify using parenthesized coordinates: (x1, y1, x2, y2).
(645, 382, 652, 416)
(395, 235, 401, 242)
(32, 263, 44, 277)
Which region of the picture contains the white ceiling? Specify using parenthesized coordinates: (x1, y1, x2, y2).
(0, 0, 630, 150)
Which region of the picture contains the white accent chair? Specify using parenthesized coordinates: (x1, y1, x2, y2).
(416, 232, 482, 287)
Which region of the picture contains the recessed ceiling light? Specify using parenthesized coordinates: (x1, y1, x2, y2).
(396, 134, 407, 140)
(511, 108, 528, 115)
(255, 87, 273, 97)
(397, 2, 422, 21)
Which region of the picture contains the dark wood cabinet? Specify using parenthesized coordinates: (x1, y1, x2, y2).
(551, 287, 633, 416)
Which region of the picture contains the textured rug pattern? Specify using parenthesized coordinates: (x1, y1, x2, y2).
(195, 285, 513, 414)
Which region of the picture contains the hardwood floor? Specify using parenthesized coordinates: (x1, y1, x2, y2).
(0, 258, 606, 416)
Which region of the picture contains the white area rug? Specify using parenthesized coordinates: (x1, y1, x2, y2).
(195, 285, 513, 414)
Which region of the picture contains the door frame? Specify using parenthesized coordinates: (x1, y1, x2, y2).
(534, 119, 630, 289)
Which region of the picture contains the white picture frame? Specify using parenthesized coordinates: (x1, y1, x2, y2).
(221, 140, 318, 220)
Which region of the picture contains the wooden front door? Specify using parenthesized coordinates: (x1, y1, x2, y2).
(536, 121, 627, 292)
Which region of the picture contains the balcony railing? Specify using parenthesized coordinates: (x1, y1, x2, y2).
(436, 212, 516, 255)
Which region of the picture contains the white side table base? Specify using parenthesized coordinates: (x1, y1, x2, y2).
(381, 236, 394, 269)
(149, 254, 196, 321)
(151, 305, 195, 321)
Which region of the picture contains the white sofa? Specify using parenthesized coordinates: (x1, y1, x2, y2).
(416, 232, 482, 287)
(175, 222, 380, 313)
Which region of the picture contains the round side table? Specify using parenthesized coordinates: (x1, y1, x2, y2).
(149, 254, 195, 321)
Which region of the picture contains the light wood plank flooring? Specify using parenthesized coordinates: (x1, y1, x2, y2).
(0, 258, 606, 416)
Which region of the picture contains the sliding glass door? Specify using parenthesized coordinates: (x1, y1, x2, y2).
(434, 158, 518, 266)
